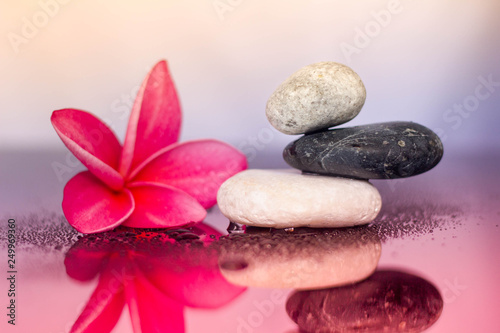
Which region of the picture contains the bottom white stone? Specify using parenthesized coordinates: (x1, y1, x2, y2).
(217, 169, 382, 228)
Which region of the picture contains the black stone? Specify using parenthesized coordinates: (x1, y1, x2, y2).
(286, 270, 444, 333)
(283, 121, 443, 179)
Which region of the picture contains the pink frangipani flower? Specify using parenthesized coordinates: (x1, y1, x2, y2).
(51, 60, 247, 234)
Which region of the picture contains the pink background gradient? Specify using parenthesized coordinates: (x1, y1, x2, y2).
(0, 0, 499, 154)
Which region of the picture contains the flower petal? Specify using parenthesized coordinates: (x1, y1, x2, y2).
(63, 172, 134, 234)
(120, 60, 182, 177)
(70, 263, 126, 333)
(131, 140, 247, 208)
(51, 109, 124, 190)
(122, 182, 206, 228)
(126, 268, 185, 333)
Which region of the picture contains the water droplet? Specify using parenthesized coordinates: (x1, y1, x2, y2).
(220, 260, 248, 271)
(176, 233, 199, 241)
(227, 221, 245, 234)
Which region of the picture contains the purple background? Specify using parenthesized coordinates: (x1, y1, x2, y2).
(1, 0, 499, 155)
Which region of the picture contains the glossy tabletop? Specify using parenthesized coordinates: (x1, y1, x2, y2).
(0, 150, 499, 333)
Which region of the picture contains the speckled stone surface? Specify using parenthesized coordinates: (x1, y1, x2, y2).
(217, 227, 381, 289)
(266, 62, 366, 135)
(283, 121, 443, 179)
(286, 270, 443, 333)
(217, 169, 381, 228)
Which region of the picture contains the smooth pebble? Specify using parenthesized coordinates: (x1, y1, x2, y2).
(284, 121, 444, 179)
(217, 169, 381, 228)
(266, 62, 366, 135)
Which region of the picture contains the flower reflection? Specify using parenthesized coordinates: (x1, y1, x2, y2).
(286, 270, 444, 333)
(64, 223, 245, 333)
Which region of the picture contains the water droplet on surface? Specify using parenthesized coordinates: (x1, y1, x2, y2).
(220, 260, 249, 271)
(227, 221, 245, 234)
(175, 233, 199, 241)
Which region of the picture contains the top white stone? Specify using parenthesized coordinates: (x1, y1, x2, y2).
(266, 61, 366, 135)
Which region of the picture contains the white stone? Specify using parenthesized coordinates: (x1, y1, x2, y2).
(266, 62, 366, 135)
(217, 169, 381, 228)
(218, 227, 382, 289)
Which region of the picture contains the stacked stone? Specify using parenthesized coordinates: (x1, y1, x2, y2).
(217, 62, 443, 229)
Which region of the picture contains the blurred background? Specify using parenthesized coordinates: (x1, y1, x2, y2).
(1, 0, 499, 154)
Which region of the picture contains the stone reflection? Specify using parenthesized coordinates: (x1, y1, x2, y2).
(217, 226, 381, 290)
(64, 223, 245, 333)
(286, 270, 443, 333)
